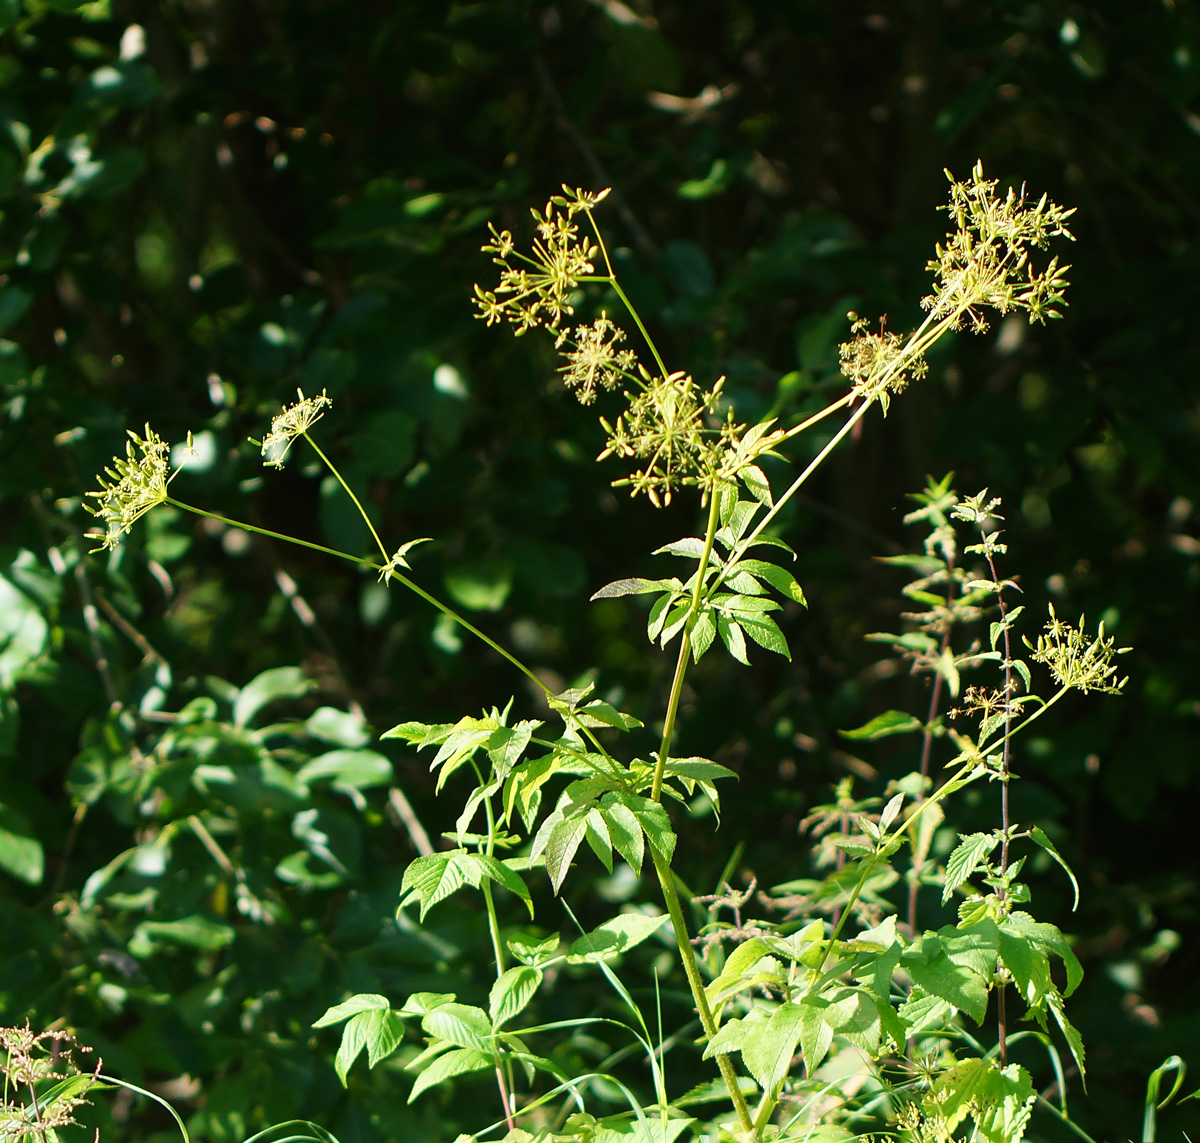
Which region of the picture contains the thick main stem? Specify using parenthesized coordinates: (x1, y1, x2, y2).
(982, 542, 1015, 1067)
(642, 494, 755, 1135)
(650, 848, 754, 1137)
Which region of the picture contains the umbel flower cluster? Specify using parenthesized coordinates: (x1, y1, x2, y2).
(84, 425, 172, 551)
(474, 185, 779, 505)
(840, 161, 1074, 414)
(474, 165, 1076, 501)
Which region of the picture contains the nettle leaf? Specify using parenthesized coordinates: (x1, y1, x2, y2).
(741, 1001, 804, 1093)
(897, 989, 952, 1035)
(1029, 826, 1080, 910)
(1047, 990, 1087, 1082)
(591, 577, 677, 600)
(825, 987, 882, 1055)
(1006, 911, 1083, 996)
(941, 919, 1001, 979)
(925, 1059, 1035, 1143)
(942, 832, 1000, 903)
(903, 936, 990, 1024)
(840, 710, 923, 741)
(489, 965, 543, 1026)
(407, 1047, 492, 1103)
(567, 912, 670, 963)
(997, 925, 1053, 1012)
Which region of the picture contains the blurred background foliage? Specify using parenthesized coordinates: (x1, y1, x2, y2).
(0, 0, 1197, 1139)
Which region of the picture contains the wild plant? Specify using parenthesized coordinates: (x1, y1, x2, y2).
(79, 163, 1130, 1142)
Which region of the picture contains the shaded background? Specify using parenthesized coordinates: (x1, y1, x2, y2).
(0, 0, 1197, 1139)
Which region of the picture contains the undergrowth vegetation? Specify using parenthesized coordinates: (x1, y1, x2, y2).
(57, 165, 1176, 1143)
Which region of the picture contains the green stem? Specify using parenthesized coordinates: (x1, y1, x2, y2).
(711, 398, 873, 599)
(580, 212, 670, 379)
(169, 497, 554, 696)
(166, 499, 374, 568)
(650, 847, 755, 1137)
(303, 434, 390, 563)
(650, 494, 721, 803)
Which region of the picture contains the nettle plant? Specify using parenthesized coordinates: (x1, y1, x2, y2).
(81, 165, 1129, 1143)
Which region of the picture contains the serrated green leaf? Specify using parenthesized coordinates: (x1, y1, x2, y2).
(690, 608, 716, 662)
(653, 537, 710, 560)
(422, 1002, 491, 1049)
(471, 853, 535, 918)
(740, 464, 772, 506)
(584, 806, 614, 872)
(942, 832, 999, 903)
(407, 1047, 493, 1103)
(660, 601, 691, 647)
(897, 989, 952, 1034)
(839, 710, 923, 740)
(621, 794, 675, 861)
(401, 853, 467, 920)
(941, 918, 1001, 978)
(542, 814, 588, 893)
(489, 965, 543, 1026)
(738, 559, 807, 605)
(1047, 991, 1086, 1084)
(717, 615, 749, 664)
(903, 936, 990, 1023)
(740, 614, 791, 660)
(591, 577, 675, 600)
(664, 757, 737, 783)
(647, 592, 674, 641)
(572, 700, 643, 731)
(314, 993, 390, 1028)
(741, 1001, 804, 1093)
(702, 1012, 756, 1059)
(1006, 911, 1083, 996)
(567, 912, 669, 963)
(367, 1009, 405, 1067)
(600, 797, 644, 874)
(334, 1010, 371, 1086)
(799, 996, 835, 1076)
